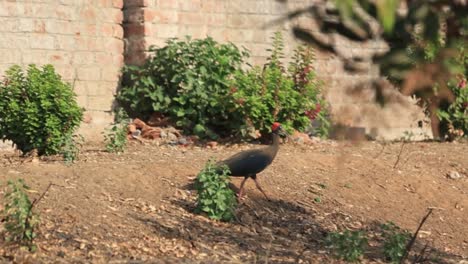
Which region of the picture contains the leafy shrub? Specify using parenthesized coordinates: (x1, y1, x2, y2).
(1, 179, 40, 251)
(326, 230, 368, 262)
(195, 160, 237, 221)
(0, 64, 83, 156)
(118, 37, 248, 139)
(61, 134, 84, 164)
(104, 108, 130, 153)
(118, 34, 329, 140)
(229, 32, 330, 137)
(436, 44, 467, 139)
(381, 222, 411, 263)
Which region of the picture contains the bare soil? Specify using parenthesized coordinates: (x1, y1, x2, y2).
(0, 140, 467, 263)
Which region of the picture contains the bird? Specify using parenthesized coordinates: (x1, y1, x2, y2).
(216, 122, 287, 201)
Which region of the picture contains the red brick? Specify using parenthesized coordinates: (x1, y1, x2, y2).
(146, 10, 178, 24)
(113, 25, 124, 39)
(206, 13, 226, 27)
(101, 67, 122, 81)
(113, 0, 124, 9)
(30, 35, 55, 50)
(101, 23, 114, 37)
(178, 12, 205, 25)
(0, 49, 22, 64)
(95, 53, 114, 65)
(159, 0, 178, 9)
(48, 51, 72, 64)
(76, 95, 88, 108)
(180, 0, 201, 11)
(72, 51, 96, 65)
(45, 20, 73, 34)
(105, 39, 124, 54)
(55, 5, 76, 20)
(77, 66, 101, 81)
(113, 54, 124, 65)
(87, 95, 114, 111)
(22, 50, 48, 64)
(80, 7, 97, 21)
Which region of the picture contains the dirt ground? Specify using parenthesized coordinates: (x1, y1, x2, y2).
(0, 140, 467, 263)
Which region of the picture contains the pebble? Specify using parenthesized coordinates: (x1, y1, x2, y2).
(447, 171, 463, 180)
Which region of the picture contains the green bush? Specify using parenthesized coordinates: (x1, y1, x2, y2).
(118, 34, 329, 139)
(195, 160, 237, 221)
(229, 32, 330, 137)
(0, 64, 83, 156)
(1, 179, 40, 251)
(381, 222, 411, 263)
(326, 230, 368, 262)
(118, 37, 248, 139)
(104, 108, 130, 153)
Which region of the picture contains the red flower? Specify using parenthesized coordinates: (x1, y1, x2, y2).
(305, 104, 321, 120)
(457, 78, 466, 89)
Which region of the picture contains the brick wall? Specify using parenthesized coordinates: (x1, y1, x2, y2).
(123, 0, 429, 139)
(0, 0, 124, 140)
(0, 0, 429, 143)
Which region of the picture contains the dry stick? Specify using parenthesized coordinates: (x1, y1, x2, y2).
(412, 242, 431, 264)
(393, 141, 406, 169)
(399, 209, 434, 264)
(23, 183, 59, 244)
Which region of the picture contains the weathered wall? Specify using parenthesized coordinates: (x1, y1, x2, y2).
(124, 0, 429, 140)
(0, 0, 429, 144)
(0, 0, 124, 140)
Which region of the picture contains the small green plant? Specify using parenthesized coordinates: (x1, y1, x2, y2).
(195, 160, 237, 221)
(326, 230, 368, 262)
(0, 64, 83, 156)
(60, 134, 84, 164)
(1, 179, 40, 251)
(381, 222, 411, 263)
(104, 108, 130, 153)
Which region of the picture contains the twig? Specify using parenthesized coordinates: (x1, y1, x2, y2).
(30, 183, 57, 209)
(412, 242, 431, 264)
(22, 182, 56, 250)
(393, 141, 406, 169)
(400, 209, 434, 264)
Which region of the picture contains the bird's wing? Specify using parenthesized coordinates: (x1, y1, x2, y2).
(221, 149, 272, 176)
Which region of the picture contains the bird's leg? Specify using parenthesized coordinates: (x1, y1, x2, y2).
(237, 177, 249, 202)
(252, 175, 270, 201)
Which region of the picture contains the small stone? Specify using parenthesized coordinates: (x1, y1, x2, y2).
(207, 141, 218, 149)
(167, 132, 178, 141)
(178, 137, 188, 145)
(447, 171, 462, 180)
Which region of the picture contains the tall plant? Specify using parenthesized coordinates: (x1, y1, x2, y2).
(230, 32, 329, 137)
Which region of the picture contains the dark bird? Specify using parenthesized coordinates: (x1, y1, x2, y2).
(216, 122, 287, 201)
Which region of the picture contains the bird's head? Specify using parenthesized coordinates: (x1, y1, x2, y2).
(271, 122, 287, 137)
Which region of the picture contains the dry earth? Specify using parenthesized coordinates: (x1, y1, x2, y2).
(0, 140, 467, 263)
